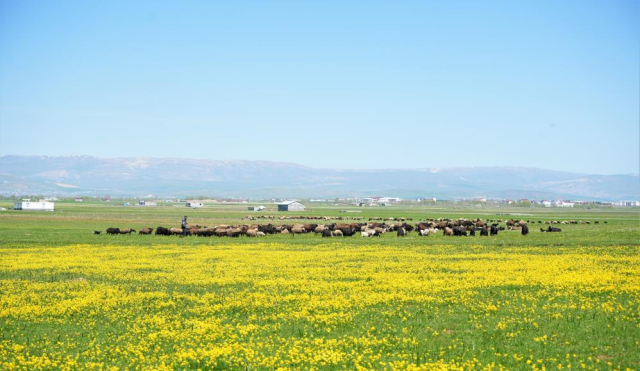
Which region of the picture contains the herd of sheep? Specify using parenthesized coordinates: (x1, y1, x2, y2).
(95, 217, 596, 238)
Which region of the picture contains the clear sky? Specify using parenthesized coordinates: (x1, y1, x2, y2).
(0, 0, 638, 174)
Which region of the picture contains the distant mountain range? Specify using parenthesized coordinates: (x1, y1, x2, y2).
(0, 155, 638, 201)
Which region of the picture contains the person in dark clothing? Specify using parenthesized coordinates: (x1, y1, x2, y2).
(181, 216, 188, 237)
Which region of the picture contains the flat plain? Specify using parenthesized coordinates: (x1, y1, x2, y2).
(0, 201, 638, 370)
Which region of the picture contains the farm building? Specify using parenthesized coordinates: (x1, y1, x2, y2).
(555, 201, 575, 208)
(14, 199, 54, 211)
(186, 201, 204, 208)
(138, 201, 157, 206)
(277, 201, 305, 212)
(248, 206, 266, 211)
(378, 197, 401, 204)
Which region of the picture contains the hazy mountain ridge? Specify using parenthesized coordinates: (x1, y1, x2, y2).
(0, 155, 637, 200)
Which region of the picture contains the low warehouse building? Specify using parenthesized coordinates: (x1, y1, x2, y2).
(277, 201, 305, 212)
(14, 199, 55, 211)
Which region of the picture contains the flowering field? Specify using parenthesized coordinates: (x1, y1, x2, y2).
(1, 241, 638, 370)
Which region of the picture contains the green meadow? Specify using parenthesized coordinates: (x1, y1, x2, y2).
(0, 201, 638, 369)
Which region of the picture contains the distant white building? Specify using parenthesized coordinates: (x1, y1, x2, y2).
(616, 201, 640, 207)
(248, 206, 266, 211)
(139, 201, 157, 206)
(542, 201, 552, 207)
(14, 199, 54, 211)
(277, 201, 305, 212)
(186, 201, 204, 208)
(555, 201, 575, 208)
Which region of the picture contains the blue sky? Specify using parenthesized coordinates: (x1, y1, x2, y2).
(0, 0, 638, 174)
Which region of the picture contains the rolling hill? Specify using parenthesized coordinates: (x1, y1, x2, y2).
(0, 155, 637, 200)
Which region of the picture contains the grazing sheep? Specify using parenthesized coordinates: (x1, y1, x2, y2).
(195, 228, 216, 237)
(214, 228, 228, 237)
(139, 227, 154, 235)
(322, 229, 333, 238)
(106, 228, 120, 235)
(119, 228, 136, 234)
(256, 231, 266, 237)
(94, 230, 102, 235)
(332, 229, 343, 237)
(490, 225, 498, 236)
(522, 225, 529, 235)
(444, 227, 453, 236)
(246, 229, 258, 237)
(291, 227, 306, 234)
(155, 227, 171, 236)
(453, 226, 467, 236)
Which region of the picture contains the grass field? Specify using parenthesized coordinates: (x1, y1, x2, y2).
(0, 202, 638, 369)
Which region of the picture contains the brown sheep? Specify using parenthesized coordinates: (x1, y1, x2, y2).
(444, 227, 453, 236)
(120, 228, 136, 234)
(214, 228, 228, 237)
(226, 228, 242, 237)
(139, 227, 154, 235)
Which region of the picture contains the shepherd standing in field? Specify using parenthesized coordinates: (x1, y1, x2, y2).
(181, 216, 188, 237)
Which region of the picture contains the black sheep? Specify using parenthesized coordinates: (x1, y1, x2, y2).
(490, 225, 498, 236)
(155, 227, 171, 236)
